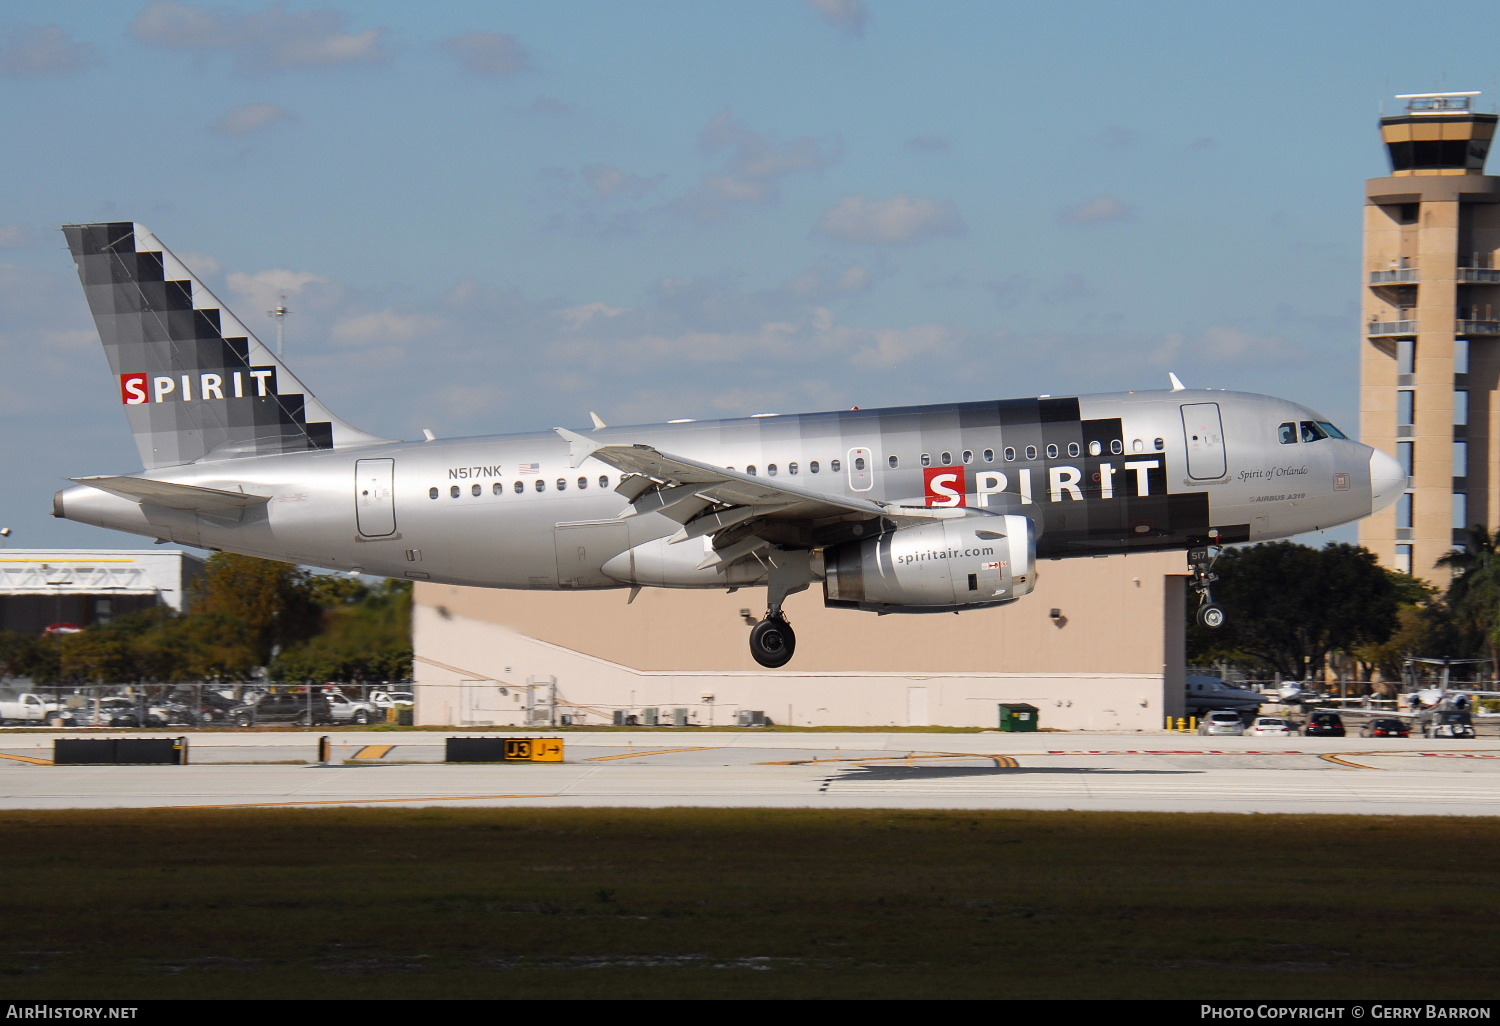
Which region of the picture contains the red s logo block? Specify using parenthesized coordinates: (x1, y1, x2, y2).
(120, 373, 148, 405)
(923, 466, 967, 507)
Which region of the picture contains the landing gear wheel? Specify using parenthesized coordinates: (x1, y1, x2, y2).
(1196, 603, 1226, 629)
(749, 617, 796, 668)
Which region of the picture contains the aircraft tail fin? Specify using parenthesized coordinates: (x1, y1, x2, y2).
(63, 222, 391, 470)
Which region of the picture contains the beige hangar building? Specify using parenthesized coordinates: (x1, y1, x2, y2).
(413, 552, 1189, 731)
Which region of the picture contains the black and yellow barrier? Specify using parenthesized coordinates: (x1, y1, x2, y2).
(445, 737, 564, 763)
(53, 737, 188, 765)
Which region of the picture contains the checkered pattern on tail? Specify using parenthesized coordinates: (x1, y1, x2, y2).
(63, 222, 386, 469)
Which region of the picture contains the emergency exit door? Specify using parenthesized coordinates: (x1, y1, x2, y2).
(355, 458, 397, 537)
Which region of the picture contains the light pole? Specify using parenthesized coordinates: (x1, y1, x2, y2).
(267, 295, 287, 358)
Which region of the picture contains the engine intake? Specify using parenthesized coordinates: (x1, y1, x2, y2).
(822, 514, 1036, 613)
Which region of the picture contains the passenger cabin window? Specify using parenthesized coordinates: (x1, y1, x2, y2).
(767, 464, 778, 476)
(1088, 441, 1101, 456)
(855, 456, 866, 471)
(963, 450, 974, 464)
(940, 452, 952, 465)
(1110, 439, 1123, 455)
(1132, 439, 1144, 453)
(1025, 445, 1038, 460)
(810, 461, 820, 473)
(1279, 422, 1298, 444)
(921, 453, 932, 467)
(535, 479, 546, 492)
(1153, 437, 1165, 451)
(556, 478, 567, 491)
(983, 449, 994, 462)
(598, 475, 609, 488)
(429, 487, 439, 500)
(790, 462, 800, 474)
(493, 482, 504, 495)
(450, 486, 460, 498)
(831, 459, 842, 472)
(1045, 444, 1058, 459)
(578, 477, 588, 489)
(747, 465, 757, 475)
(514, 481, 524, 493)
(471, 484, 481, 497)
(887, 456, 898, 469)
(1004, 447, 1016, 462)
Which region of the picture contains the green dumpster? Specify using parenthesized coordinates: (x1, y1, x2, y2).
(999, 703, 1039, 732)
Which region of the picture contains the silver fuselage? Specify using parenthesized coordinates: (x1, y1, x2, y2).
(55, 388, 1402, 592)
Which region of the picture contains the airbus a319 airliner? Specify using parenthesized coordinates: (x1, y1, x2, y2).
(53, 223, 1404, 666)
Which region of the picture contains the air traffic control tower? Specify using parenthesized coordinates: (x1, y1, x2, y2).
(1362, 92, 1500, 583)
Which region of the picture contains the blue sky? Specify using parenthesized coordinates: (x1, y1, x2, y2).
(4, 0, 1499, 548)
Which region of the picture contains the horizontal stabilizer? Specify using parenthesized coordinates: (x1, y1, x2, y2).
(72, 476, 270, 513)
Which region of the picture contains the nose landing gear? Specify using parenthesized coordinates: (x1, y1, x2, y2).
(1188, 545, 1226, 629)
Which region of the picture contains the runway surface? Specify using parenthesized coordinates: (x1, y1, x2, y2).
(3, 729, 1500, 815)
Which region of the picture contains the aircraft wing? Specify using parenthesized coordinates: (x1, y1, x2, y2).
(554, 427, 965, 571)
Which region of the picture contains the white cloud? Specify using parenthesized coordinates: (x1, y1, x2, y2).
(1060, 195, 1133, 224)
(131, 2, 389, 74)
(678, 110, 838, 221)
(210, 103, 295, 135)
(226, 269, 335, 319)
(330, 310, 444, 347)
(816, 194, 963, 245)
(0, 25, 97, 78)
(0, 225, 32, 249)
(441, 31, 532, 76)
(1150, 326, 1302, 367)
(807, 0, 870, 37)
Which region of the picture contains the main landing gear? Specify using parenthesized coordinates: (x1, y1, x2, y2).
(747, 549, 812, 668)
(749, 616, 795, 668)
(1188, 544, 1226, 630)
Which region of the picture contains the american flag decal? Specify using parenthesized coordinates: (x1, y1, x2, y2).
(519, 462, 540, 475)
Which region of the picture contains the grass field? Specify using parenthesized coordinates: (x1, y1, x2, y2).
(2, 807, 1497, 1000)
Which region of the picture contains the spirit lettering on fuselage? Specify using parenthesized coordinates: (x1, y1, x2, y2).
(925, 461, 1162, 508)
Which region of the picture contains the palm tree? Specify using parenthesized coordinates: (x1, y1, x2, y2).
(1436, 525, 1500, 677)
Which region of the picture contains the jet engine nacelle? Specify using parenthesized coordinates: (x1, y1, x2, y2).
(822, 514, 1036, 614)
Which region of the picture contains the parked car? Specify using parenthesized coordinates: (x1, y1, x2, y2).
(325, 693, 382, 726)
(1249, 716, 1293, 737)
(369, 690, 414, 710)
(1360, 717, 1410, 738)
(1424, 712, 1476, 740)
(247, 690, 335, 726)
(1302, 712, 1346, 737)
(192, 689, 255, 728)
(1197, 710, 1246, 736)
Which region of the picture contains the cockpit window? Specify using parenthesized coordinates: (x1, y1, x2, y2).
(1278, 422, 1298, 445)
(1300, 421, 1329, 443)
(1318, 421, 1347, 439)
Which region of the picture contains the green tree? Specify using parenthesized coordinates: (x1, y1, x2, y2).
(270, 579, 412, 684)
(190, 553, 322, 665)
(1186, 542, 1404, 679)
(1436, 525, 1500, 672)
